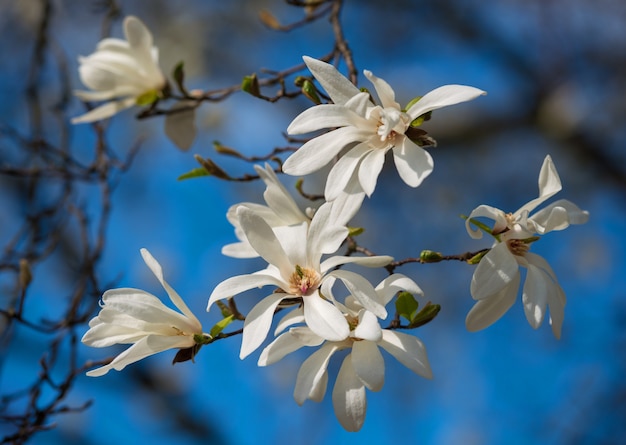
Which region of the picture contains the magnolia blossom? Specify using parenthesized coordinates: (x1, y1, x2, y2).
(258, 275, 432, 432)
(72, 16, 166, 124)
(465, 155, 589, 338)
(82, 249, 204, 376)
(223, 163, 365, 258)
(207, 203, 392, 359)
(283, 56, 486, 200)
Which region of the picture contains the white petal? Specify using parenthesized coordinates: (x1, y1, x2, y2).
(332, 355, 367, 432)
(357, 147, 387, 196)
(527, 199, 589, 234)
(328, 188, 366, 227)
(465, 204, 508, 239)
(320, 254, 393, 274)
(353, 310, 382, 342)
(140, 248, 201, 329)
(516, 155, 562, 216)
(237, 207, 293, 277)
(303, 56, 362, 105)
(375, 274, 423, 306)
(258, 331, 304, 366)
(465, 273, 520, 332)
(406, 84, 486, 120)
(255, 163, 308, 225)
(470, 243, 519, 300)
(274, 307, 305, 335)
(324, 143, 372, 201)
(306, 202, 349, 265)
(207, 272, 283, 310)
(351, 340, 384, 391)
(303, 292, 350, 341)
(327, 269, 386, 319)
(294, 343, 339, 404)
(392, 137, 434, 188)
(364, 70, 398, 109)
(123, 16, 163, 83)
(86, 335, 191, 377)
(287, 104, 366, 134)
(282, 126, 369, 176)
(521, 262, 550, 329)
(81, 321, 146, 347)
(240, 293, 286, 359)
(378, 330, 433, 379)
(71, 97, 136, 124)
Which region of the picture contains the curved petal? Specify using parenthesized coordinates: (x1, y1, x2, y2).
(527, 199, 589, 234)
(375, 274, 423, 306)
(237, 207, 293, 277)
(378, 330, 432, 379)
(282, 126, 369, 176)
(240, 293, 286, 359)
(274, 306, 304, 335)
(287, 104, 367, 134)
(320, 255, 393, 274)
(327, 269, 386, 319)
(328, 188, 366, 227)
(465, 272, 520, 332)
(303, 293, 350, 341)
(353, 310, 382, 342)
(71, 97, 136, 124)
(392, 137, 434, 188)
(303, 56, 362, 105)
(123, 16, 163, 83)
(406, 84, 486, 120)
(324, 143, 371, 201)
(357, 147, 387, 196)
(470, 243, 519, 300)
(364, 70, 398, 109)
(306, 202, 349, 266)
(352, 340, 384, 391)
(254, 164, 308, 225)
(465, 204, 507, 239)
(332, 354, 367, 432)
(521, 262, 550, 330)
(207, 272, 283, 310)
(258, 331, 304, 366)
(294, 343, 340, 405)
(86, 335, 191, 377)
(516, 155, 562, 216)
(140, 248, 201, 329)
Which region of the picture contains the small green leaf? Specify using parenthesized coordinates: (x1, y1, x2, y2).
(408, 302, 441, 329)
(301, 79, 321, 104)
(135, 89, 160, 106)
(216, 300, 232, 318)
(467, 250, 489, 265)
(242, 73, 261, 97)
(348, 226, 364, 237)
(172, 61, 188, 96)
(209, 315, 235, 338)
(395, 291, 419, 322)
(193, 155, 230, 180)
(177, 167, 209, 181)
(462, 215, 495, 238)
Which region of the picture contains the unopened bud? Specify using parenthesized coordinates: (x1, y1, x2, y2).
(420, 250, 443, 263)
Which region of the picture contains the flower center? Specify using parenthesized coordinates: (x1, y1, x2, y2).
(288, 265, 321, 297)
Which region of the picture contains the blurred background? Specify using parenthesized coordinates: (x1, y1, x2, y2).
(1, 0, 624, 444)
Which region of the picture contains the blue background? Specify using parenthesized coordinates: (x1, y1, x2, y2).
(1, 1, 624, 444)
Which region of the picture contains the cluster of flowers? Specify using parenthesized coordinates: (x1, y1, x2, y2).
(78, 17, 589, 431)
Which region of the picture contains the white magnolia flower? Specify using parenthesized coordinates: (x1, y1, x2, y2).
(72, 16, 166, 124)
(283, 56, 486, 200)
(82, 249, 204, 376)
(208, 203, 392, 359)
(223, 163, 365, 258)
(258, 275, 432, 432)
(465, 155, 589, 338)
